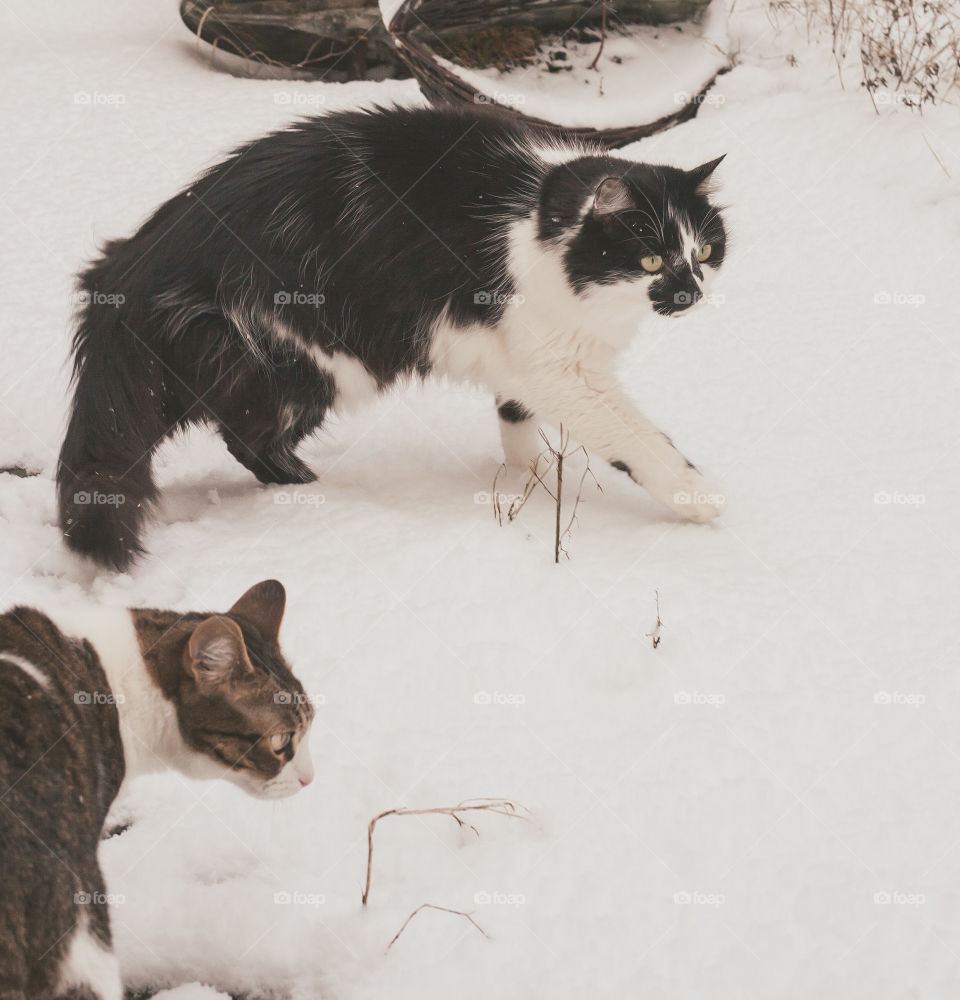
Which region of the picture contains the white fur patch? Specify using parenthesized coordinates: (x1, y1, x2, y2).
(0, 651, 52, 692)
(57, 912, 122, 1000)
(271, 319, 379, 410)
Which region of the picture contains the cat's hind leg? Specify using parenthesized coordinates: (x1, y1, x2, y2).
(214, 355, 335, 486)
(495, 395, 543, 472)
(55, 909, 122, 1000)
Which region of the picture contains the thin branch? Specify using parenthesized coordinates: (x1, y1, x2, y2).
(646, 589, 664, 649)
(588, 0, 608, 71)
(385, 903, 489, 953)
(363, 799, 525, 906)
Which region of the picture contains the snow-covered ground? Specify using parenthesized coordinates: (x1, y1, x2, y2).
(2, 1, 960, 997)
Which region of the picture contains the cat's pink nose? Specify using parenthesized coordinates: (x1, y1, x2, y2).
(299, 775, 313, 787)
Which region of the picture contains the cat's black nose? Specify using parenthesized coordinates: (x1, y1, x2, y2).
(671, 288, 702, 312)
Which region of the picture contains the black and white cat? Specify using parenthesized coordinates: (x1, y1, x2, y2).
(0, 580, 313, 1000)
(57, 104, 728, 570)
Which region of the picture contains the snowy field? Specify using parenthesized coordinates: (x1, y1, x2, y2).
(2, 1, 960, 997)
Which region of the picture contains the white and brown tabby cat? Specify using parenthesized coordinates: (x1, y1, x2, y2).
(0, 579, 313, 1000)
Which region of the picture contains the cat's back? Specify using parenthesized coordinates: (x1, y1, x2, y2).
(0, 605, 124, 822)
(0, 607, 124, 1000)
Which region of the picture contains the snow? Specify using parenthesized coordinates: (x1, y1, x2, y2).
(2, 1, 960, 998)
(436, 3, 731, 129)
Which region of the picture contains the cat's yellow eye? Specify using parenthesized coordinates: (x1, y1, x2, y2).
(640, 254, 662, 273)
(696, 244, 712, 262)
(269, 732, 292, 753)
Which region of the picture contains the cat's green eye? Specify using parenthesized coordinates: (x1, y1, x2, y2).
(269, 732, 292, 753)
(640, 254, 662, 273)
(696, 244, 712, 262)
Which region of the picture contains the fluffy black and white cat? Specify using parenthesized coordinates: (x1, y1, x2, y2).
(58, 104, 728, 569)
(0, 580, 313, 1000)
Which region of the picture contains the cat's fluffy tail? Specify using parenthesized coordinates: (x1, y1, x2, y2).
(57, 284, 165, 571)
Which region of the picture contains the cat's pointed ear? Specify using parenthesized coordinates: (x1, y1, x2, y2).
(186, 616, 251, 690)
(592, 177, 633, 217)
(689, 155, 726, 196)
(228, 579, 286, 644)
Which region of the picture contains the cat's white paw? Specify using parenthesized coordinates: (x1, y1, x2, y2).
(661, 471, 725, 522)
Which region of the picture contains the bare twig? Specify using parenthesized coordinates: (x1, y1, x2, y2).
(385, 903, 490, 953)
(588, 0, 608, 71)
(646, 590, 664, 649)
(492, 426, 600, 563)
(363, 799, 524, 906)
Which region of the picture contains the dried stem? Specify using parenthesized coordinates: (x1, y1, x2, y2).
(362, 798, 524, 906)
(385, 903, 489, 953)
(492, 425, 600, 563)
(588, 0, 608, 71)
(646, 589, 664, 649)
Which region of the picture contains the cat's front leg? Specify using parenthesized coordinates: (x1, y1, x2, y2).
(515, 371, 724, 523)
(495, 395, 543, 471)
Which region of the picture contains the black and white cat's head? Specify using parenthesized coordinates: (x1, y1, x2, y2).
(538, 155, 727, 318)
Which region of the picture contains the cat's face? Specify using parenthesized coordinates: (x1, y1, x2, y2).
(175, 581, 315, 800)
(543, 156, 727, 319)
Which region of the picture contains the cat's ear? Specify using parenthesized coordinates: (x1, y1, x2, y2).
(592, 177, 633, 217)
(228, 579, 286, 644)
(689, 155, 726, 196)
(186, 615, 252, 690)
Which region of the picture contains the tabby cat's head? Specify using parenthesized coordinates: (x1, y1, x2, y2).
(172, 580, 315, 800)
(540, 155, 727, 317)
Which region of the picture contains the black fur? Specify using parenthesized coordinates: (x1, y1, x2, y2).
(497, 399, 533, 424)
(0, 609, 123, 999)
(57, 104, 725, 569)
